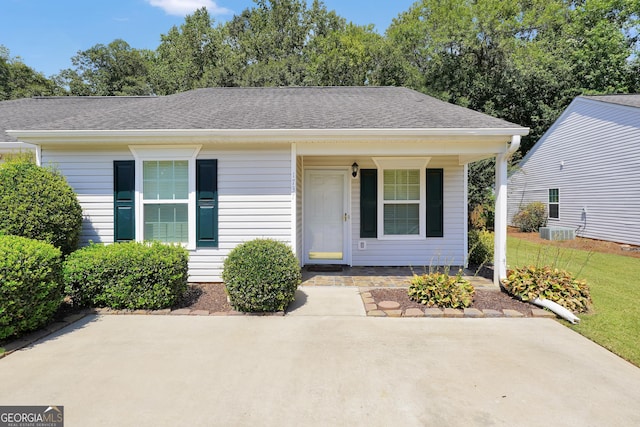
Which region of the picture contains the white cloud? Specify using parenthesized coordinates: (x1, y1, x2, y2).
(146, 0, 232, 17)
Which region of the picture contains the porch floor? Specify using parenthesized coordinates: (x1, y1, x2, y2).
(301, 266, 497, 289)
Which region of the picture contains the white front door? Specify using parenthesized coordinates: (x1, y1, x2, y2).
(304, 170, 349, 264)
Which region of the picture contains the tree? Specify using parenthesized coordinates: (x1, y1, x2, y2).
(151, 8, 226, 94)
(305, 23, 383, 86)
(387, 0, 640, 153)
(0, 45, 62, 100)
(59, 39, 153, 96)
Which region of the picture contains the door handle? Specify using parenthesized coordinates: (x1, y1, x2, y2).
(344, 213, 348, 222)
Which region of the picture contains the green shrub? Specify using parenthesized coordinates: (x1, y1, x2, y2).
(0, 235, 63, 340)
(0, 159, 83, 255)
(63, 242, 189, 310)
(512, 201, 547, 232)
(468, 229, 494, 266)
(408, 271, 475, 309)
(223, 239, 301, 312)
(501, 265, 592, 313)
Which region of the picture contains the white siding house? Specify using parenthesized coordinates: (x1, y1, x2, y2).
(3, 87, 528, 283)
(508, 95, 640, 246)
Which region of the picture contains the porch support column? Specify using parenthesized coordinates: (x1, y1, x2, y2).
(494, 135, 520, 285)
(290, 142, 298, 261)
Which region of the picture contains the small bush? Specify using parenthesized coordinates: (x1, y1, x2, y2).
(501, 265, 592, 313)
(512, 201, 547, 232)
(0, 235, 63, 340)
(63, 242, 189, 310)
(469, 202, 495, 231)
(223, 239, 301, 312)
(0, 158, 83, 255)
(468, 229, 494, 267)
(408, 271, 475, 309)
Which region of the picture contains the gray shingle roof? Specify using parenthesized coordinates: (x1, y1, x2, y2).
(2, 87, 524, 141)
(582, 94, 640, 109)
(1, 96, 152, 142)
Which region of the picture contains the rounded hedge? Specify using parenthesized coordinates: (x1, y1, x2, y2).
(0, 235, 64, 340)
(0, 159, 83, 255)
(223, 239, 301, 312)
(63, 241, 189, 310)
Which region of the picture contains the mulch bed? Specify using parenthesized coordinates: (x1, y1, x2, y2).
(173, 283, 232, 312)
(369, 287, 535, 316)
(175, 283, 535, 316)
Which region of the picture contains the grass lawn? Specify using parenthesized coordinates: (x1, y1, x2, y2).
(508, 236, 640, 367)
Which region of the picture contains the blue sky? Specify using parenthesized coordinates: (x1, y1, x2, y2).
(1, 0, 417, 77)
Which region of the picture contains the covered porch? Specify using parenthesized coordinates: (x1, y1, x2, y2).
(301, 265, 496, 289)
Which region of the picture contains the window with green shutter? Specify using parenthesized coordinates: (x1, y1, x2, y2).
(196, 159, 218, 247)
(114, 160, 135, 242)
(113, 158, 218, 248)
(360, 163, 444, 239)
(360, 169, 377, 238)
(426, 169, 444, 237)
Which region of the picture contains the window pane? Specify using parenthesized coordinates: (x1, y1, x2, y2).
(384, 203, 419, 235)
(549, 189, 559, 203)
(143, 160, 188, 200)
(384, 169, 420, 201)
(549, 204, 559, 219)
(144, 203, 188, 243)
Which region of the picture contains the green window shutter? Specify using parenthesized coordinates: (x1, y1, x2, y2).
(196, 159, 218, 248)
(426, 168, 443, 237)
(113, 160, 135, 242)
(360, 169, 377, 238)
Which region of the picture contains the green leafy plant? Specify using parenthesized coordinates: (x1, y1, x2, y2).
(0, 158, 83, 255)
(501, 265, 592, 313)
(0, 235, 63, 340)
(512, 201, 547, 232)
(408, 271, 475, 309)
(468, 229, 494, 267)
(223, 239, 301, 312)
(63, 241, 189, 310)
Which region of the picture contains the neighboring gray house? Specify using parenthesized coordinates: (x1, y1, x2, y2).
(508, 94, 640, 246)
(2, 87, 528, 283)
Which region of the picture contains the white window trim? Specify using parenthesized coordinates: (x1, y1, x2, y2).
(129, 145, 202, 250)
(548, 188, 560, 220)
(373, 157, 431, 240)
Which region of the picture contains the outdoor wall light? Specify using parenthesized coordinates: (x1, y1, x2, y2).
(351, 162, 359, 178)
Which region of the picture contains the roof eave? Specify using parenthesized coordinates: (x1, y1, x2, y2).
(7, 127, 529, 144)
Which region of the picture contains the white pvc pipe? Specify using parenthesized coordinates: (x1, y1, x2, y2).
(532, 298, 580, 324)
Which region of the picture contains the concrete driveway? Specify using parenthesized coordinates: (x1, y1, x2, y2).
(1, 288, 640, 426)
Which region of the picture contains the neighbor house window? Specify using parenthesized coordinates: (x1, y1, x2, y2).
(548, 188, 559, 219)
(114, 146, 218, 249)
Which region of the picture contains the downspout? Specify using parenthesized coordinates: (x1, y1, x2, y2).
(494, 135, 521, 285)
(35, 144, 42, 166)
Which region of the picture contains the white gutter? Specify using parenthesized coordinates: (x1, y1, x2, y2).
(6, 127, 530, 144)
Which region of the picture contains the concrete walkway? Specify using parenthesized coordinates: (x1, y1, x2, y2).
(2, 291, 640, 426)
